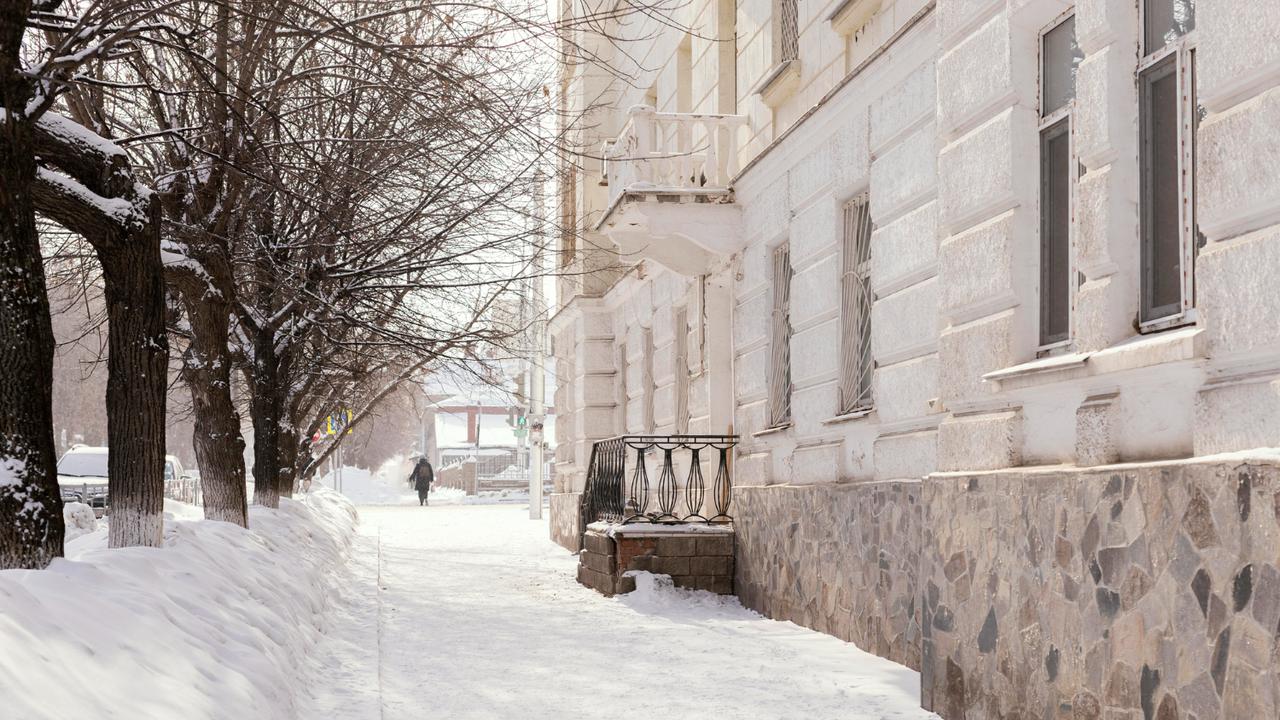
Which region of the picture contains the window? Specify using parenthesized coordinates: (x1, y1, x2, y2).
(1138, 0, 1202, 327)
(642, 328, 655, 432)
(775, 0, 798, 65)
(617, 343, 629, 433)
(838, 195, 874, 414)
(768, 244, 793, 428)
(674, 307, 691, 434)
(1039, 14, 1082, 347)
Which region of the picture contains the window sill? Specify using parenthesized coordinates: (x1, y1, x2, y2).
(752, 423, 792, 438)
(983, 326, 1205, 392)
(753, 60, 801, 109)
(821, 407, 874, 425)
(1139, 308, 1198, 335)
(827, 0, 881, 37)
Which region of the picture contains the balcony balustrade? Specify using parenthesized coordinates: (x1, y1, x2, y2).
(602, 106, 748, 208)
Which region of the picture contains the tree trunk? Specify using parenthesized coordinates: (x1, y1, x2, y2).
(180, 296, 247, 526)
(251, 330, 283, 509)
(0, 101, 64, 569)
(277, 422, 299, 500)
(97, 217, 169, 548)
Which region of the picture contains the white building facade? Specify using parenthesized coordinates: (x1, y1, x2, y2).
(551, 0, 1280, 717)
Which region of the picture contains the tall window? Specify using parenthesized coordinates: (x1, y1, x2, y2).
(1039, 14, 1082, 347)
(1139, 0, 1201, 327)
(642, 328, 656, 432)
(674, 307, 691, 433)
(617, 343, 629, 433)
(775, 0, 798, 65)
(768, 244, 793, 428)
(838, 195, 874, 414)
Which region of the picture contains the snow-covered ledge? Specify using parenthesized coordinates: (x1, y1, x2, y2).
(587, 520, 734, 536)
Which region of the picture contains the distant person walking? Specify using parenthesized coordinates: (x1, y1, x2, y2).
(411, 457, 434, 506)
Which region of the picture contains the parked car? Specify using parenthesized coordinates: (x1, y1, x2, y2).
(164, 456, 201, 505)
(56, 445, 110, 517)
(56, 446, 202, 515)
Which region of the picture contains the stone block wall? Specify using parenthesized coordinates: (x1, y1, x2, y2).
(576, 527, 735, 596)
(549, 492, 582, 551)
(734, 481, 923, 670)
(921, 460, 1280, 720)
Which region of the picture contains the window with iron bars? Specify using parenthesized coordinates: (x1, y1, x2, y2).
(616, 343, 629, 433)
(775, 0, 799, 64)
(642, 327, 656, 432)
(674, 306, 691, 434)
(838, 195, 874, 415)
(768, 243, 793, 428)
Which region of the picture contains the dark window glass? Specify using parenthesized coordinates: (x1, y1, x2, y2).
(1140, 56, 1183, 322)
(1040, 118, 1072, 345)
(1042, 17, 1084, 117)
(1144, 0, 1195, 52)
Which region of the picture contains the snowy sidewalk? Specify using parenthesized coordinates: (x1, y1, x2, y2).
(302, 504, 939, 720)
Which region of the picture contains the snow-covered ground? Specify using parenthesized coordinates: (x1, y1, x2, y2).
(304, 502, 940, 720)
(0, 489, 357, 720)
(1, 479, 935, 720)
(319, 457, 545, 507)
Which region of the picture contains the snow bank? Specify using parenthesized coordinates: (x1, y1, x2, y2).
(62, 501, 98, 541)
(0, 488, 357, 720)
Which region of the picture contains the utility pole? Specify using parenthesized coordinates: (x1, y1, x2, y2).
(528, 174, 547, 520)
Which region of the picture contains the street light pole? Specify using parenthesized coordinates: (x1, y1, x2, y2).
(528, 175, 547, 521)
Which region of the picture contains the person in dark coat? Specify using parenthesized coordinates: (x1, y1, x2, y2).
(410, 457, 434, 506)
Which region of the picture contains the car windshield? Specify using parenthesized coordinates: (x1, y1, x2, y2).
(57, 452, 108, 478)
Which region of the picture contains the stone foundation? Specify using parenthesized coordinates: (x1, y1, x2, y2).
(549, 492, 581, 551)
(577, 525, 735, 596)
(733, 481, 924, 670)
(921, 460, 1280, 720)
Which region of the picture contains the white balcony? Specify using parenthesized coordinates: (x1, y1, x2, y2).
(596, 107, 747, 276)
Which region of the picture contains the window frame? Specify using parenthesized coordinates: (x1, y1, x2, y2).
(1136, 0, 1200, 332)
(1036, 11, 1080, 353)
(767, 242, 793, 429)
(838, 192, 875, 415)
(617, 342, 629, 434)
(673, 305, 691, 434)
(642, 327, 656, 432)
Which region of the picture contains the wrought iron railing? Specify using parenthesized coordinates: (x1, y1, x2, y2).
(581, 435, 738, 533)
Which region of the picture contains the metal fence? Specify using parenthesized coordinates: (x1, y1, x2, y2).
(164, 478, 203, 506)
(580, 435, 738, 534)
(59, 477, 203, 517)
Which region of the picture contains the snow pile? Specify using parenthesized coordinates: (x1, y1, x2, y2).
(61, 501, 98, 540)
(619, 571, 743, 613)
(0, 488, 357, 720)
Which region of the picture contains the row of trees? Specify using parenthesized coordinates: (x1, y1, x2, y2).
(0, 0, 599, 569)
